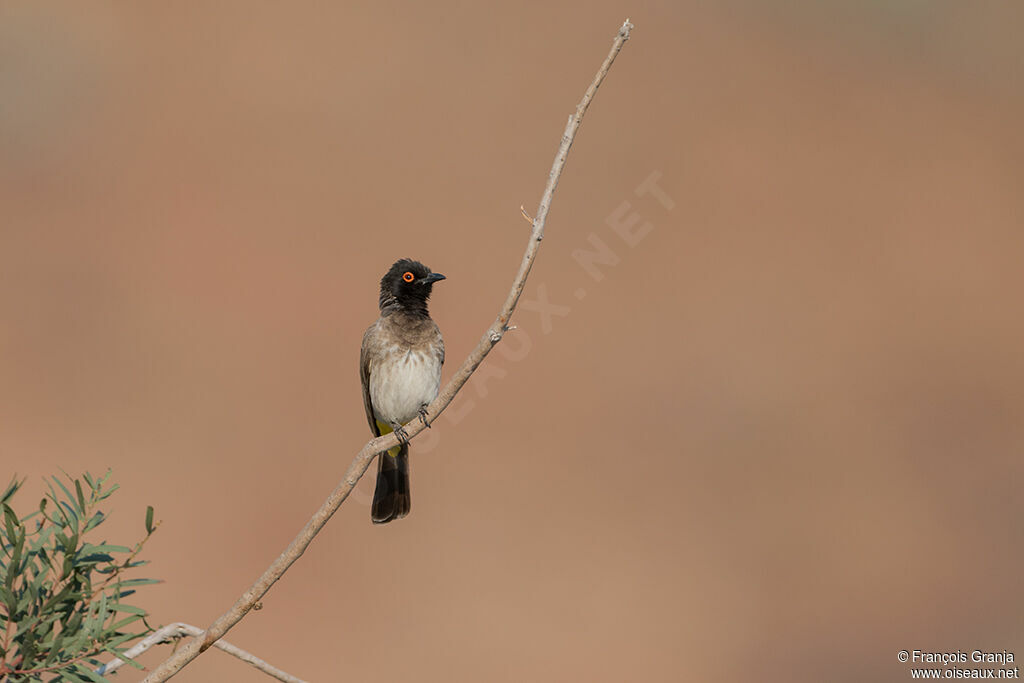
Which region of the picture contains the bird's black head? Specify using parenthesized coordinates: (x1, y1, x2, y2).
(378, 258, 446, 313)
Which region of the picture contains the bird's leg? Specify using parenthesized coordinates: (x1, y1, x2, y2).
(418, 404, 432, 428)
(390, 421, 410, 445)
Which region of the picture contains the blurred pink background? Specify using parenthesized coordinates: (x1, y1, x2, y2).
(2, 2, 1022, 681)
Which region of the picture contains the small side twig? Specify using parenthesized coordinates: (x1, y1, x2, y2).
(96, 623, 306, 683)
(141, 18, 633, 683)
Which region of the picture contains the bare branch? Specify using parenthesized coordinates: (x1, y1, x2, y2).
(140, 19, 633, 683)
(97, 623, 306, 683)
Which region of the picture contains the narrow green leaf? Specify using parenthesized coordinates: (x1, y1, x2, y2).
(0, 584, 16, 612)
(61, 500, 80, 528)
(109, 603, 146, 616)
(8, 530, 25, 586)
(66, 529, 79, 555)
(51, 669, 84, 683)
(0, 476, 20, 506)
(74, 479, 87, 514)
(106, 613, 144, 632)
(145, 506, 154, 534)
(84, 511, 105, 533)
(29, 567, 48, 601)
(113, 578, 160, 588)
(43, 627, 65, 665)
(70, 663, 111, 683)
(2, 503, 18, 543)
(51, 498, 72, 526)
(75, 553, 114, 566)
(104, 632, 142, 650)
(62, 625, 90, 657)
(54, 475, 77, 509)
(80, 544, 131, 555)
(100, 642, 146, 669)
(65, 609, 84, 634)
(97, 590, 109, 629)
(45, 477, 60, 503)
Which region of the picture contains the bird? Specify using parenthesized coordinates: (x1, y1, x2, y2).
(360, 259, 446, 523)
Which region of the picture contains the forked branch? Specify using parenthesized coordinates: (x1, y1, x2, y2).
(97, 623, 306, 682)
(139, 19, 633, 682)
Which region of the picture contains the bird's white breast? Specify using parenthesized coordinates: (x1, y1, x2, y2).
(370, 346, 442, 427)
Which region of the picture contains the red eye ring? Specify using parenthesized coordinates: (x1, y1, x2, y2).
(402, 271, 415, 283)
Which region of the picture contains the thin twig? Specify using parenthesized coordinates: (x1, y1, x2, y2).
(140, 19, 633, 682)
(96, 623, 306, 683)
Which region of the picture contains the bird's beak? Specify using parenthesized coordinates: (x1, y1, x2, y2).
(421, 273, 446, 285)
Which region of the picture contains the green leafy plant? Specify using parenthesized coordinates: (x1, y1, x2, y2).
(0, 472, 158, 682)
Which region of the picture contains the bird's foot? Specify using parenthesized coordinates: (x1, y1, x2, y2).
(393, 423, 410, 445)
(418, 405, 432, 428)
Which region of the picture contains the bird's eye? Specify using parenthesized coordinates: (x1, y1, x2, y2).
(402, 272, 415, 283)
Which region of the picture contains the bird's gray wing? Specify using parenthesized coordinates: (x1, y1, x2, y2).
(360, 321, 382, 437)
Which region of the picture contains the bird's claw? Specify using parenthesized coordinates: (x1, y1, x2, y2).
(418, 405, 432, 428)
(393, 424, 410, 445)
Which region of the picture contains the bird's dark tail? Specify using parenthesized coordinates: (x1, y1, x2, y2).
(371, 442, 410, 524)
